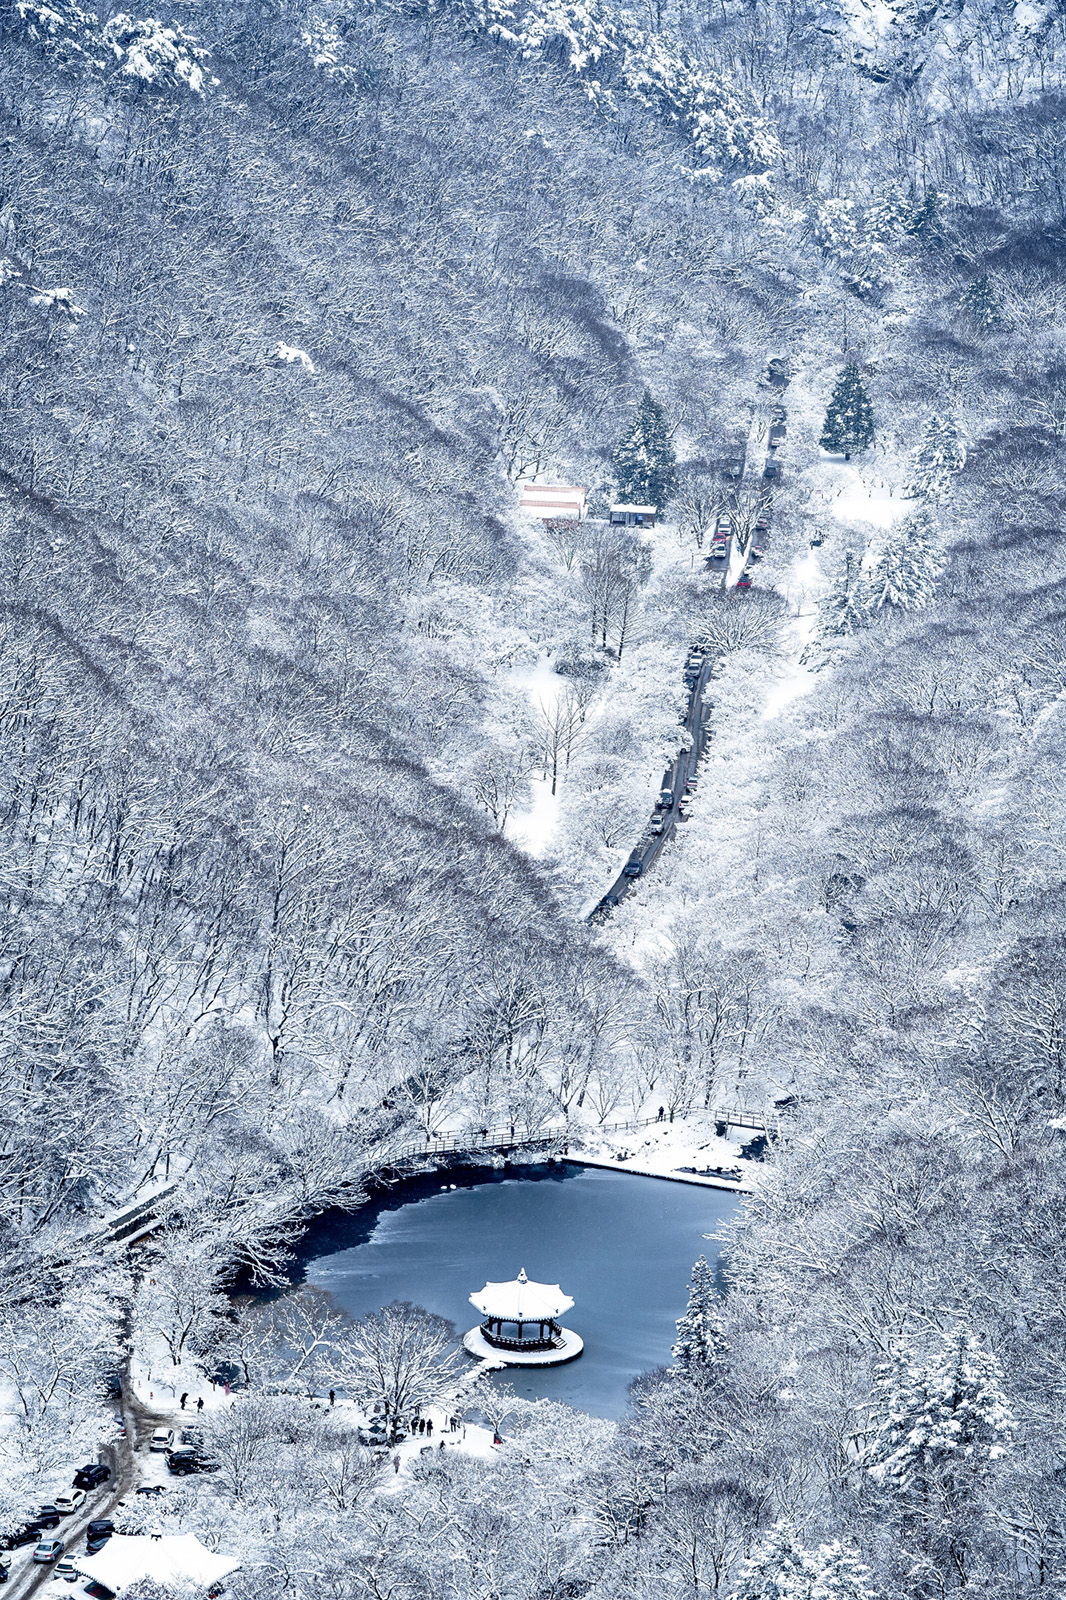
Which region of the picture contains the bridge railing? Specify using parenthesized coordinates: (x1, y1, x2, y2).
(370, 1105, 771, 1171)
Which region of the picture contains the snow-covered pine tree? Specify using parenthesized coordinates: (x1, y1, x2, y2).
(907, 415, 964, 502)
(905, 189, 943, 246)
(960, 274, 1000, 331)
(612, 389, 677, 509)
(817, 558, 872, 638)
(864, 1329, 1014, 1496)
(820, 365, 874, 460)
(735, 1525, 877, 1600)
(862, 509, 943, 612)
(672, 1254, 725, 1368)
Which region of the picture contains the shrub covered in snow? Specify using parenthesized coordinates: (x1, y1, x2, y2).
(13, 0, 103, 65)
(99, 14, 211, 92)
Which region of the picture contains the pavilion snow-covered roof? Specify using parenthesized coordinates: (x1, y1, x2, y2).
(75, 1533, 240, 1596)
(470, 1267, 574, 1322)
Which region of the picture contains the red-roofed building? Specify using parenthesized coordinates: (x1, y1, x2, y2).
(519, 483, 587, 522)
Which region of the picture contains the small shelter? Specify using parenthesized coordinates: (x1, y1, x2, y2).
(464, 1268, 583, 1366)
(609, 503, 657, 527)
(75, 1534, 240, 1598)
(519, 484, 587, 522)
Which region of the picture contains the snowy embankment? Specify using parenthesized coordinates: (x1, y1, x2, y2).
(762, 451, 909, 721)
(504, 654, 566, 856)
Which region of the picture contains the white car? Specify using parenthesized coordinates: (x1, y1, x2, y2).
(52, 1491, 85, 1516)
(54, 1557, 82, 1582)
(149, 1428, 175, 1452)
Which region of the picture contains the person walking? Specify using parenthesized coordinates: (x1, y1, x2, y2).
(657, 1106, 665, 1122)
(180, 1393, 187, 1411)
(329, 1390, 335, 1407)
(196, 1397, 204, 1413)
(393, 1454, 400, 1474)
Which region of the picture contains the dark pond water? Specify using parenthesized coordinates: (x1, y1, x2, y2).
(286, 1161, 740, 1418)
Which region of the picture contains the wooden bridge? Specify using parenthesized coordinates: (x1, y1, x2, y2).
(370, 1105, 770, 1174)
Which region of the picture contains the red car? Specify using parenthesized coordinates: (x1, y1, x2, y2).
(736, 573, 753, 589)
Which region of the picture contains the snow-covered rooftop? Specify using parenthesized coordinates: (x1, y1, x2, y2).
(75, 1533, 239, 1596)
(470, 1267, 574, 1322)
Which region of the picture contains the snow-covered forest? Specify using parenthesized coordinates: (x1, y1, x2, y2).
(2, 0, 1066, 1591)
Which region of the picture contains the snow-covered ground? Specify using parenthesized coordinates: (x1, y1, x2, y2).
(504, 654, 565, 856)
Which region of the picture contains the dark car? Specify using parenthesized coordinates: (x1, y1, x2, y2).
(134, 1485, 166, 1497)
(736, 573, 753, 590)
(34, 1510, 62, 1530)
(1, 1525, 41, 1551)
(74, 1464, 110, 1492)
(86, 1521, 114, 1538)
(763, 459, 781, 481)
(166, 1449, 218, 1476)
(179, 1428, 204, 1447)
(623, 858, 644, 879)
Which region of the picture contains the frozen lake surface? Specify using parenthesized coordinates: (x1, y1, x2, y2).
(287, 1162, 740, 1417)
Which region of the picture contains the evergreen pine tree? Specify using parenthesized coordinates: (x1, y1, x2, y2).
(862, 509, 943, 612)
(820, 365, 875, 460)
(906, 189, 943, 246)
(817, 556, 872, 638)
(612, 389, 677, 509)
(736, 1526, 877, 1600)
(864, 1329, 1014, 1496)
(960, 274, 1000, 331)
(672, 1255, 725, 1368)
(906, 415, 965, 501)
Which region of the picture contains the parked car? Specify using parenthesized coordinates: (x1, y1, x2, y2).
(35, 1509, 62, 1529)
(0, 1553, 11, 1580)
(85, 1522, 114, 1540)
(763, 459, 781, 481)
(623, 858, 644, 879)
(1, 1524, 41, 1550)
(33, 1539, 65, 1563)
(55, 1557, 82, 1582)
(709, 543, 727, 560)
(73, 1465, 110, 1492)
(179, 1428, 203, 1447)
(736, 572, 753, 589)
(149, 1429, 174, 1452)
(166, 1449, 218, 1476)
(134, 1485, 166, 1497)
(751, 546, 765, 561)
(53, 1491, 86, 1517)
(86, 1536, 112, 1555)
